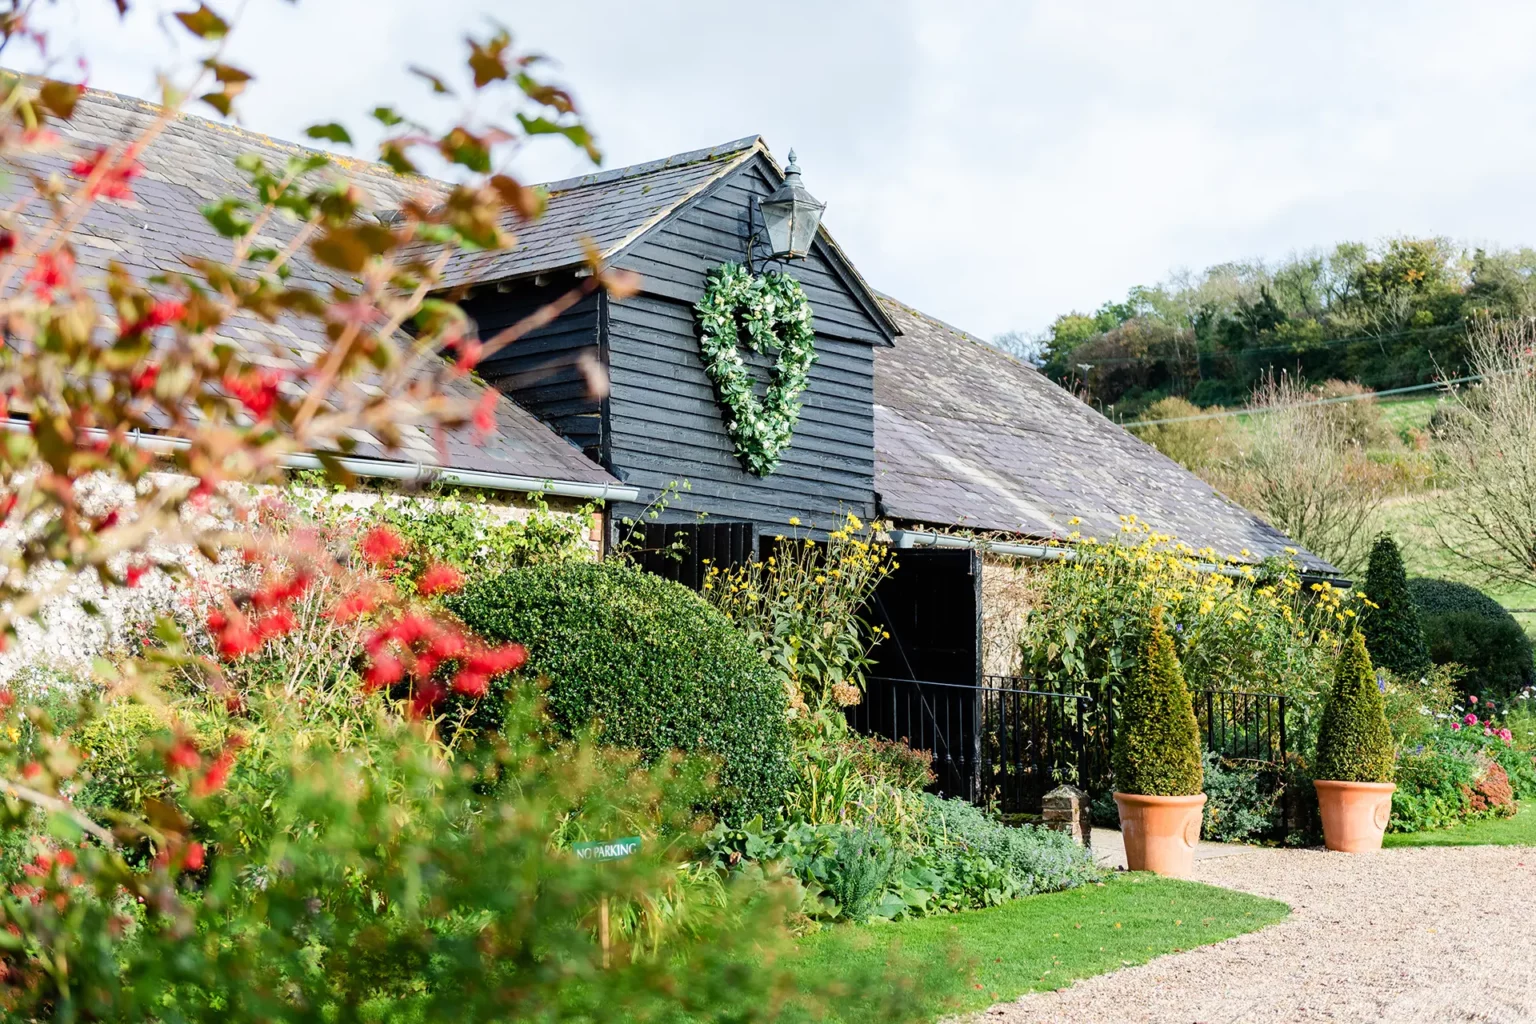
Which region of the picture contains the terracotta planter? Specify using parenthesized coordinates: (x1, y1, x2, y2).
(1114, 792, 1206, 878)
(1314, 780, 1395, 853)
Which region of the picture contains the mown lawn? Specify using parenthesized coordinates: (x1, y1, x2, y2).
(1385, 803, 1536, 848)
(782, 873, 1288, 1024)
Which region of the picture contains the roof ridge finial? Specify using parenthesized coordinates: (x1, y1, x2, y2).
(785, 148, 801, 180)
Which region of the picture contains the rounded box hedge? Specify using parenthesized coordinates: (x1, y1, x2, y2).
(1408, 577, 1534, 697)
(450, 560, 793, 820)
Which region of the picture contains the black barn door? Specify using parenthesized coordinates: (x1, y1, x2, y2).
(853, 548, 982, 800)
(865, 548, 981, 685)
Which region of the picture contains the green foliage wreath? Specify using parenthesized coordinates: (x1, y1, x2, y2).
(693, 262, 816, 476)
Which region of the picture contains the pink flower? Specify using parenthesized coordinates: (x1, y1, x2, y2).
(1465, 713, 1479, 725)
(1452, 722, 1462, 731)
(1470, 696, 1479, 704)
(1485, 727, 1493, 736)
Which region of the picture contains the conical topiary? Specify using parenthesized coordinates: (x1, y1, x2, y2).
(1359, 534, 1431, 679)
(1112, 612, 1203, 796)
(1314, 630, 1395, 783)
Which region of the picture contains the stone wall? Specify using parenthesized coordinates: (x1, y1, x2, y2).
(980, 555, 1046, 677)
(0, 477, 595, 687)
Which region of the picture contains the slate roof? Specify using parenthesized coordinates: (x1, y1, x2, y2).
(872, 297, 1339, 574)
(433, 137, 763, 290)
(10, 87, 618, 489)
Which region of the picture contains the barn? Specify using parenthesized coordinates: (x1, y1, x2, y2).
(34, 88, 1336, 809)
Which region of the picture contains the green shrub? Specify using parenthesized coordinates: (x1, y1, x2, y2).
(373, 491, 592, 593)
(1112, 613, 1203, 796)
(1408, 577, 1534, 698)
(1391, 747, 1477, 832)
(5, 674, 849, 1023)
(1314, 631, 1395, 783)
(702, 514, 895, 716)
(1130, 396, 1237, 471)
(915, 794, 1100, 896)
(838, 733, 935, 791)
(450, 560, 793, 821)
(702, 799, 1098, 922)
(1359, 535, 1431, 679)
(1380, 664, 1462, 747)
(1018, 523, 1362, 708)
(823, 825, 896, 922)
(72, 700, 175, 814)
(1199, 751, 1276, 843)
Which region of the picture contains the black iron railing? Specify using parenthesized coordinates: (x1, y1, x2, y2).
(1196, 689, 1287, 765)
(850, 676, 1093, 813)
(848, 675, 1293, 819)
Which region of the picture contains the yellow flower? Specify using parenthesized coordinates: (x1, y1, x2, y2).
(1068, 516, 1081, 525)
(788, 516, 800, 526)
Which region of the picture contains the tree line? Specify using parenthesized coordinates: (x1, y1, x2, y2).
(1008, 239, 1536, 417)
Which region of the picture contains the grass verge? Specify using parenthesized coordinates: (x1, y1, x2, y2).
(1385, 803, 1536, 848)
(783, 873, 1288, 1024)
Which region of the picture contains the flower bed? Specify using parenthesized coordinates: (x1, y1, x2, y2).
(1390, 694, 1536, 833)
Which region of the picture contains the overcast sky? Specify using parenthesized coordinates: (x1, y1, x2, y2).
(19, 1, 1536, 339)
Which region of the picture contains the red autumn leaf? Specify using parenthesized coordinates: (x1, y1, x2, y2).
(359, 525, 407, 567)
(417, 562, 464, 597)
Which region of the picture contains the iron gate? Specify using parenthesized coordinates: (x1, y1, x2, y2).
(849, 675, 1094, 813)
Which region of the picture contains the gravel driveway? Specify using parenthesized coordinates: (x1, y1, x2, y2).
(988, 842, 1536, 1023)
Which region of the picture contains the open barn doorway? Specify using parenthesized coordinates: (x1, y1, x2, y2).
(852, 549, 984, 799)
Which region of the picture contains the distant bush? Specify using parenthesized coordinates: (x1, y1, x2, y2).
(1407, 577, 1534, 698)
(1130, 397, 1236, 471)
(1315, 379, 1396, 450)
(450, 560, 793, 821)
(72, 700, 175, 814)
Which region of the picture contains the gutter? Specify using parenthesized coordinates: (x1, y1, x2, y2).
(887, 528, 1349, 586)
(3, 419, 640, 503)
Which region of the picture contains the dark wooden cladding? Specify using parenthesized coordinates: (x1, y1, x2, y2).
(601, 154, 882, 527)
(613, 154, 889, 345)
(461, 282, 603, 459)
(467, 150, 887, 531)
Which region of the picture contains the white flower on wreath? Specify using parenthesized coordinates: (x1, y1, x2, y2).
(693, 262, 817, 476)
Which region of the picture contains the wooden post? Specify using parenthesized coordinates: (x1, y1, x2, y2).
(599, 895, 611, 969)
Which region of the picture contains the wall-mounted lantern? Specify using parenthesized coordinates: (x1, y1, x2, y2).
(751, 150, 825, 268)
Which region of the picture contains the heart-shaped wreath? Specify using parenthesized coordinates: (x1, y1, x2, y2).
(693, 262, 817, 476)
